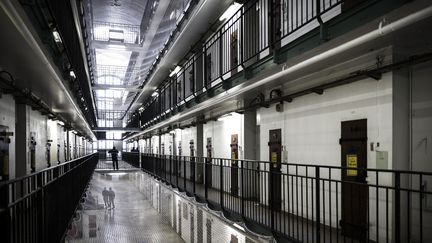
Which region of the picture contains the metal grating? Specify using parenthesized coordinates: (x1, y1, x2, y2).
(173, 196, 177, 230)
(183, 202, 188, 219)
(197, 209, 203, 243)
(178, 200, 182, 236)
(190, 204, 194, 243)
(95, 65, 142, 86)
(160, 187, 172, 226)
(206, 218, 212, 243)
(93, 21, 141, 44)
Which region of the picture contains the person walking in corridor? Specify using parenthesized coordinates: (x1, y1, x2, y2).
(108, 146, 119, 170)
(108, 187, 115, 209)
(102, 187, 109, 208)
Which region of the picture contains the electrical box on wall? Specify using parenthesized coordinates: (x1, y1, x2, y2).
(283, 146, 288, 163)
(376, 150, 388, 169)
(276, 102, 284, 112)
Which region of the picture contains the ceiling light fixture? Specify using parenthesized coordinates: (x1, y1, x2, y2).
(52, 30, 62, 43)
(217, 113, 232, 122)
(169, 10, 176, 20)
(169, 66, 181, 77)
(233, 223, 244, 231)
(108, 44, 126, 50)
(151, 91, 159, 97)
(69, 70, 76, 79)
(109, 29, 125, 41)
(219, 3, 242, 21)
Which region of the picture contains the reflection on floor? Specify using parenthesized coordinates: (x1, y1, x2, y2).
(95, 159, 137, 171)
(65, 163, 184, 243)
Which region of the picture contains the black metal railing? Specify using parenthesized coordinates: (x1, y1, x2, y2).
(0, 153, 98, 243)
(122, 151, 140, 168)
(137, 153, 432, 243)
(137, 0, 347, 127)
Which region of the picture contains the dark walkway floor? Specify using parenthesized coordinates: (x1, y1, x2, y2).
(65, 160, 183, 243)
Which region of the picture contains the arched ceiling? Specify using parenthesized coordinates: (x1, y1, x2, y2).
(83, 0, 190, 126)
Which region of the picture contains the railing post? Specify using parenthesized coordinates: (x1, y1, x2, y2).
(241, 160, 245, 216)
(164, 155, 166, 181)
(220, 159, 224, 208)
(154, 155, 157, 177)
(169, 155, 172, 184)
(183, 156, 187, 190)
(205, 157, 208, 200)
(315, 166, 321, 243)
(240, 7, 244, 65)
(203, 45, 208, 88)
(0, 183, 10, 242)
(219, 29, 223, 77)
(176, 156, 179, 187)
(193, 157, 196, 195)
(270, 169, 275, 231)
(395, 172, 401, 243)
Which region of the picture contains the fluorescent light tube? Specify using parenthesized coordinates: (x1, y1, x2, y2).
(69, 71, 76, 79)
(169, 66, 181, 77)
(52, 30, 62, 43)
(219, 3, 242, 21)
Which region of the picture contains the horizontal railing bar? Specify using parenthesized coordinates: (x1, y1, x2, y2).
(137, 153, 432, 176)
(4, 157, 96, 208)
(0, 153, 96, 187)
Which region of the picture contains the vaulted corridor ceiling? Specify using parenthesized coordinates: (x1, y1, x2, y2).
(83, 0, 192, 127)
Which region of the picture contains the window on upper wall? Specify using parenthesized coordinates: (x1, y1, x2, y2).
(98, 140, 106, 149)
(106, 140, 113, 149)
(105, 131, 122, 140)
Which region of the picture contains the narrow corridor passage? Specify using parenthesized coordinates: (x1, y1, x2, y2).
(65, 161, 183, 243)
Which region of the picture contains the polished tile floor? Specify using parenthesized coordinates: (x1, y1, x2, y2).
(65, 161, 184, 243)
(94, 159, 136, 171)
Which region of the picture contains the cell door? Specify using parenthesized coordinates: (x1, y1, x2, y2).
(205, 138, 212, 187)
(64, 140, 67, 162)
(340, 119, 368, 240)
(190, 140, 195, 181)
(30, 132, 37, 173)
(231, 235, 239, 243)
(0, 125, 12, 181)
(230, 30, 238, 75)
(230, 134, 239, 196)
(57, 144, 60, 164)
(268, 129, 282, 211)
(46, 140, 52, 167)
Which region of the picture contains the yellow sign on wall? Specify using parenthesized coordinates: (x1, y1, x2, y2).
(347, 154, 358, 176)
(271, 152, 278, 168)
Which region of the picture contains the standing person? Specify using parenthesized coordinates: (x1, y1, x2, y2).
(108, 187, 115, 209)
(102, 187, 109, 208)
(108, 146, 119, 170)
